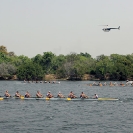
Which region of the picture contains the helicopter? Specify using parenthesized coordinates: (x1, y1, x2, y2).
(101, 25, 120, 32)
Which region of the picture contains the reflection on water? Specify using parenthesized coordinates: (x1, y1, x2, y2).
(0, 81, 133, 133)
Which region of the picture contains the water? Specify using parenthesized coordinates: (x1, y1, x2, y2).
(0, 81, 133, 133)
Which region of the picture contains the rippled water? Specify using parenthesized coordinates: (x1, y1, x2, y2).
(0, 81, 133, 133)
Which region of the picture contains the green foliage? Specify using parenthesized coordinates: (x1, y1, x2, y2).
(94, 54, 133, 80)
(57, 52, 94, 80)
(0, 63, 17, 79)
(79, 52, 91, 58)
(95, 55, 112, 80)
(109, 54, 133, 80)
(32, 54, 42, 64)
(0, 52, 11, 63)
(17, 62, 44, 80)
(1, 45, 133, 81)
(52, 54, 66, 73)
(17, 55, 31, 64)
(41, 52, 56, 73)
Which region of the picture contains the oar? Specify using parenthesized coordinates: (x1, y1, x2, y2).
(20, 95, 25, 99)
(0, 97, 4, 100)
(1, 96, 12, 99)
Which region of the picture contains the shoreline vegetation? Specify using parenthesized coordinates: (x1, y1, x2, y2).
(0, 45, 133, 81)
(0, 74, 98, 81)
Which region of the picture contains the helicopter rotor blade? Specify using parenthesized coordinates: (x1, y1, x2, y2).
(98, 25, 108, 26)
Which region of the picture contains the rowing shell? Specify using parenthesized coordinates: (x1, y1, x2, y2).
(48, 97, 119, 101)
(0, 97, 119, 101)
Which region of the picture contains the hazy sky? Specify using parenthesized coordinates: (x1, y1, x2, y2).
(0, 0, 133, 58)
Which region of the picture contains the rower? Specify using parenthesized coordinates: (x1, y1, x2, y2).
(57, 92, 65, 98)
(68, 91, 77, 99)
(98, 82, 103, 86)
(80, 92, 88, 98)
(120, 82, 125, 86)
(15, 91, 21, 98)
(93, 94, 98, 99)
(46, 91, 53, 98)
(36, 91, 43, 98)
(4, 90, 11, 97)
(109, 82, 114, 86)
(25, 91, 31, 98)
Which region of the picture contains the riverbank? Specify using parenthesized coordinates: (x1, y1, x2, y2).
(0, 74, 99, 81)
(43, 74, 100, 81)
(0, 74, 129, 81)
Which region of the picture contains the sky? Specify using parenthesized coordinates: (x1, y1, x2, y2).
(0, 0, 133, 58)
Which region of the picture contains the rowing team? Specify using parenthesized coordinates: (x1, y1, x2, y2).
(4, 90, 98, 99)
(91, 82, 126, 86)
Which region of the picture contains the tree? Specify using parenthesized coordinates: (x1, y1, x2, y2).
(0, 63, 17, 79)
(109, 54, 133, 80)
(95, 55, 112, 80)
(41, 52, 55, 73)
(61, 53, 93, 80)
(32, 54, 42, 64)
(17, 62, 44, 80)
(17, 55, 31, 64)
(8, 52, 15, 56)
(0, 52, 11, 63)
(52, 54, 66, 73)
(79, 52, 91, 58)
(0, 45, 8, 54)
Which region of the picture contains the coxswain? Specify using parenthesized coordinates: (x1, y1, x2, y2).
(80, 92, 88, 98)
(15, 91, 21, 97)
(36, 91, 43, 98)
(57, 92, 65, 98)
(4, 90, 11, 97)
(25, 91, 31, 98)
(68, 91, 76, 98)
(46, 91, 53, 98)
(93, 94, 98, 99)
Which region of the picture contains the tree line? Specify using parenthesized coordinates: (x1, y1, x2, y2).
(0, 45, 133, 81)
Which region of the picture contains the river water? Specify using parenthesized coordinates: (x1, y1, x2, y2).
(0, 81, 133, 133)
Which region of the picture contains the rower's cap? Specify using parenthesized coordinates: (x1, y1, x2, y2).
(48, 91, 50, 93)
(59, 91, 61, 93)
